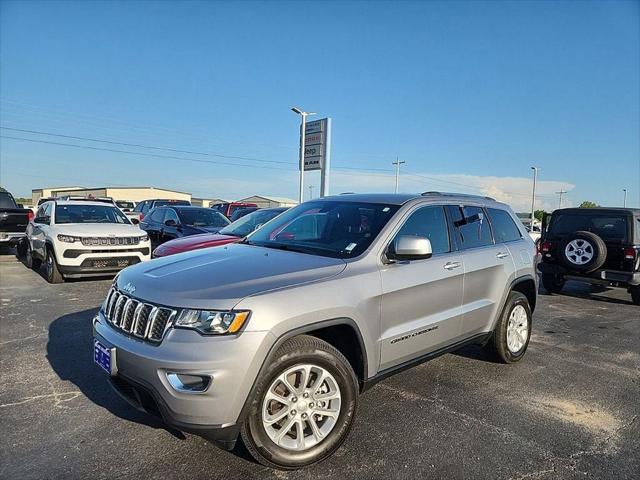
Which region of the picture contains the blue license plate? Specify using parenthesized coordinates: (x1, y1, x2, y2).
(94, 338, 113, 375)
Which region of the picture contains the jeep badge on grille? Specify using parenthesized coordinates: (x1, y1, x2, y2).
(122, 282, 136, 294)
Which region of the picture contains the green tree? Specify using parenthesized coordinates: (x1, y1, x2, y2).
(579, 201, 599, 208)
(534, 210, 546, 221)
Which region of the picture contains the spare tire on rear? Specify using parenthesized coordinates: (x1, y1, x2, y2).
(560, 231, 606, 273)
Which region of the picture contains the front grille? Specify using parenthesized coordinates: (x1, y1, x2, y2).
(80, 257, 139, 269)
(104, 287, 176, 343)
(82, 236, 141, 247)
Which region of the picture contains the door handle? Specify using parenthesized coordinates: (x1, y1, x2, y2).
(496, 252, 510, 259)
(443, 261, 462, 270)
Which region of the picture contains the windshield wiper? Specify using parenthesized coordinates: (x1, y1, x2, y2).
(253, 242, 317, 254)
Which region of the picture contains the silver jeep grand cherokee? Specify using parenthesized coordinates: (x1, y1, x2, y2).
(93, 192, 537, 469)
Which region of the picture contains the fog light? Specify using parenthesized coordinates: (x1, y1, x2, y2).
(166, 373, 211, 393)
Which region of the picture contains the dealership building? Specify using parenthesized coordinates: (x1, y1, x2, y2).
(32, 186, 193, 205)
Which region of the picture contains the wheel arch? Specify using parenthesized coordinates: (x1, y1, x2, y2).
(237, 317, 368, 424)
(510, 275, 537, 313)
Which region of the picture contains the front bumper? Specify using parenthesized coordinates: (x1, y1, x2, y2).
(93, 311, 274, 445)
(57, 244, 151, 277)
(538, 263, 640, 286)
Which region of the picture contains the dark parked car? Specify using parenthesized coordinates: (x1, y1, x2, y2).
(538, 207, 640, 304)
(0, 189, 32, 253)
(153, 207, 288, 257)
(140, 206, 230, 248)
(133, 199, 191, 221)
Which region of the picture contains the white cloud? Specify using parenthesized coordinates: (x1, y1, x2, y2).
(176, 169, 575, 213)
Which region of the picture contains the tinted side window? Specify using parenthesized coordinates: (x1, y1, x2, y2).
(149, 208, 165, 222)
(133, 201, 144, 213)
(446, 205, 493, 249)
(393, 205, 450, 254)
(487, 208, 522, 243)
(165, 209, 180, 223)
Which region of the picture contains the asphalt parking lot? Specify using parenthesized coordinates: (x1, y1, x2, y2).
(0, 249, 638, 480)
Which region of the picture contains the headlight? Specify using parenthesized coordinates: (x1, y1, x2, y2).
(174, 309, 250, 335)
(140, 235, 149, 242)
(57, 234, 81, 243)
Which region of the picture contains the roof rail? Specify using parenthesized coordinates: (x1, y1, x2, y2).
(420, 191, 496, 201)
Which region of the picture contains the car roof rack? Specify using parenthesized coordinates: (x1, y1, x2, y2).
(420, 191, 496, 201)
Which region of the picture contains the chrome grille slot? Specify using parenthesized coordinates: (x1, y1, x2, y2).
(121, 299, 139, 331)
(133, 305, 154, 337)
(82, 236, 140, 247)
(102, 287, 176, 344)
(148, 309, 174, 342)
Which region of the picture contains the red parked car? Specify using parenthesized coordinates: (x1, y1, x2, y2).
(152, 207, 288, 257)
(211, 201, 258, 219)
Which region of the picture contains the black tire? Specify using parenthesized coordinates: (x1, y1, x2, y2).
(486, 291, 532, 364)
(631, 286, 640, 306)
(559, 231, 606, 273)
(44, 247, 64, 284)
(25, 242, 41, 270)
(16, 239, 27, 258)
(240, 335, 359, 470)
(541, 273, 565, 294)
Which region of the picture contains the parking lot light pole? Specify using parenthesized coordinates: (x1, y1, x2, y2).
(291, 107, 316, 204)
(392, 157, 405, 194)
(623, 188, 627, 207)
(530, 166, 538, 230)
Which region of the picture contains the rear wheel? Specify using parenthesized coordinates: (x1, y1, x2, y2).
(45, 247, 64, 283)
(25, 243, 41, 270)
(16, 239, 27, 258)
(541, 273, 565, 294)
(631, 286, 640, 306)
(240, 335, 359, 469)
(486, 291, 532, 363)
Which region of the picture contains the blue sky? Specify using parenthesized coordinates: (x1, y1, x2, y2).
(1, 0, 638, 210)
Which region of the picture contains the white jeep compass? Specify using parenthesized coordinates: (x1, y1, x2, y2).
(25, 200, 151, 283)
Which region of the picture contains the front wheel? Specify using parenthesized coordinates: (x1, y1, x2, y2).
(240, 335, 359, 470)
(45, 247, 64, 284)
(486, 291, 532, 363)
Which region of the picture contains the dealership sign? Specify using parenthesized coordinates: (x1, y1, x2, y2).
(303, 118, 329, 171)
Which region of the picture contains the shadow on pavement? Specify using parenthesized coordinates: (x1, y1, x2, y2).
(46, 308, 185, 438)
(541, 280, 634, 306)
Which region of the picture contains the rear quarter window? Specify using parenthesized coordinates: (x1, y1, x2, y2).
(487, 208, 522, 243)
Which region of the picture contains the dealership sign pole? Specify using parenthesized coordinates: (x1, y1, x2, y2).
(303, 117, 332, 197)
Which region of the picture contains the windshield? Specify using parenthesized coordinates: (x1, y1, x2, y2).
(116, 201, 134, 209)
(55, 204, 131, 224)
(549, 213, 629, 242)
(246, 201, 400, 258)
(178, 208, 230, 228)
(220, 209, 286, 238)
(154, 200, 190, 208)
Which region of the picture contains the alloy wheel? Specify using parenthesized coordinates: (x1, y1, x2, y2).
(506, 305, 529, 353)
(261, 364, 342, 451)
(565, 239, 594, 265)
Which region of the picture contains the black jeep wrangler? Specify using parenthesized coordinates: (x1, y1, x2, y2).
(538, 207, 640, 305)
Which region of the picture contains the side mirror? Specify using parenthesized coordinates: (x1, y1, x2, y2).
(389, 235, 432, 261)
(164, 219, 177, 227)
(130, 218, 140, 225)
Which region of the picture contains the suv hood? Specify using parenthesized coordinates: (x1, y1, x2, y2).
(53, 223, 144, 236)
(116, 243, 346, 309)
